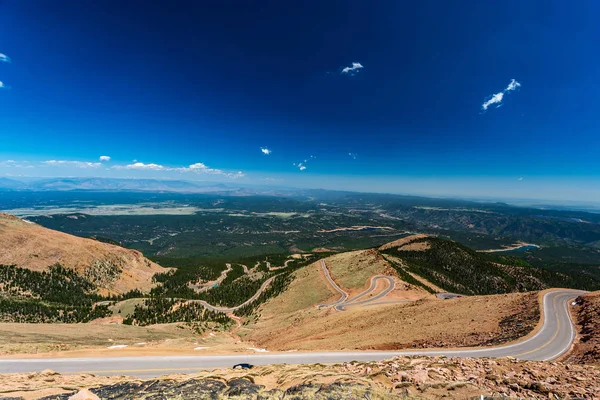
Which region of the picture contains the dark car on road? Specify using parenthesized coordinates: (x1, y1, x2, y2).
(233, 363, 253, 369)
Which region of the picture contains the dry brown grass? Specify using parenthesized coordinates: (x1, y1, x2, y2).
(240, 249, 536, 352)
(325, 249, 392, 290)
(0, 213, 167, 294)
(243, 292, 537, 352)
(378, 234, 428, 251)
(0, 322, 202, 356)
(0, 321, 268, 357)
(398, 241, 431, 251)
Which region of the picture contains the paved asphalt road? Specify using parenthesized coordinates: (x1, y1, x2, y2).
(317, 259, 416, 311)
(0, 289, 584, 378)
(317, 259, 348, 308)
(187, 273, 280, 313)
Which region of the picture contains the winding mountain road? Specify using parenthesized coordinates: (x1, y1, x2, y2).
(184, 273, 281, 313)
(317, 259, 410, 311)
(0, 290, 584, 378)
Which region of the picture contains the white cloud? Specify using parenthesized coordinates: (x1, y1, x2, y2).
(348, 152, 357, 160)
(117, 161, 245, 178)
(341, 62, 364, 76)
(0, 160, 33, 168)
(43, 160, 102, 168)
(99, 155, 111, 162)
(183, 163, 245, 178)
(482, 92, 504, 110)
(260, 147, 272, 155)
(506, 79, 521, 91)
(0, 53, 10, 63)
(299, 164, 306, 171)
(122, 162, 166, 170)
(482, 79, 521, 111)
(0, 81, 5, 89)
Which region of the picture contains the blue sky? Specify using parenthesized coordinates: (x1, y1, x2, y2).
(1, 1, 599, 201)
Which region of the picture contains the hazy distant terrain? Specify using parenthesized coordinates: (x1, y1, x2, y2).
(2, 183, 600, 265)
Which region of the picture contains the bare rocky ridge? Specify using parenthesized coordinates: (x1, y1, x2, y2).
(0, 356, 598, 399)
(566, 291, 600, 365)
(0, 213, 167, 294)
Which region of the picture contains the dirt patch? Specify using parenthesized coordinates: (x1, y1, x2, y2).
(565, 291, 600, 365)
(1, 356, 597, 399)
(398, 241, 431, 252)
(311, 247, 336, 253)
(378, 234, 428, 251)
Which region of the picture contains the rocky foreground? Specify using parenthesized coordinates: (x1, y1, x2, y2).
(567, 291, 600, 365)
(1, 356, 598, 399)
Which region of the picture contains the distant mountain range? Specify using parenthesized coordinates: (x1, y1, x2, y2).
(0, 177, 245, 193)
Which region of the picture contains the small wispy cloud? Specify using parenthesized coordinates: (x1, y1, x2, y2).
(0, 160, 33, 168)
(348, 152, 357, 160)
(482, 79, 521, 111)
(0, 81, 5, 89)
(43, 160, 102, 168)
(260, 147, 272, 155)
(99, 155, 111, 162)
(293, 155, 316, 172)
(0, 53, 10, 63)
(518, 177, 523, 181)
(341, 62, 364, 76)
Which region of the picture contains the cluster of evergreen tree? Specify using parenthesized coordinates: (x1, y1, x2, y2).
(0, 264, 111, 322)
(0, 298, 110, 323)
(150, 257, 230, 299)
(381, 237, 596, 295)
(233, 272, 294, 316)
(123, 296, 232, 327)
(123, 253, 319, 325)
(0, 264, 101, 305)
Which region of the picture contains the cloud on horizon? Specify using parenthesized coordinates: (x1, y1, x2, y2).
(341, 62, 364, 76)
(43, 160, 102, 168)
(0, 160, 33, 168)
(0, 158, 244, 179)
(119, 161, 244, 178)
(482, 79, 521, 111)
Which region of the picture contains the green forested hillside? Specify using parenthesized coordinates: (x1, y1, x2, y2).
(380, 237, 599, 295)
(0, 264, 111, 322)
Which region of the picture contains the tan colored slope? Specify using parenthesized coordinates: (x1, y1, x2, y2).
(241, 248, 539, 351)
(243, 291, 539, 352)
(378, 234, 428, 251)
(0, 213, 167, 294)
(566, 290, 600, 365)
(325, 249, 392, 292)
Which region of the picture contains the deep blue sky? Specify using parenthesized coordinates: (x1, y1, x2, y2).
(1, 1, 599, 201)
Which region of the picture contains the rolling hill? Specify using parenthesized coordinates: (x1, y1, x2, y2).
(0, 213, 167, 295)
(379, 235, 594, 294)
